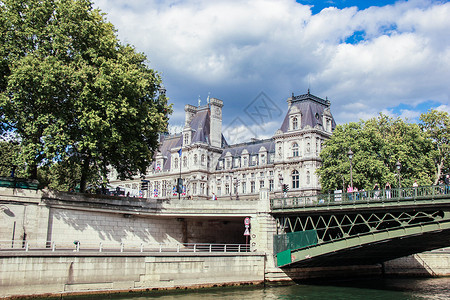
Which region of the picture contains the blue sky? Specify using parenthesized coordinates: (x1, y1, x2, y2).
(94, 0, 450, 143)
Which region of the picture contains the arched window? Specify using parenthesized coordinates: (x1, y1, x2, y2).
(292, 142, 299, 157)
(174, 158, 179, 169)
(193, 154, 198, 165)
(292, 170, 299, 189)
(292, 117, 298, 130)
(183, 156, 187, 167)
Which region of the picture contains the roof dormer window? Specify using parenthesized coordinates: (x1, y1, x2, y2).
(292, 117, 298, 130)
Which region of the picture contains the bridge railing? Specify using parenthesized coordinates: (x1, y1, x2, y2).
(271, 184, 450, 210)
(0, 240, 251, 253)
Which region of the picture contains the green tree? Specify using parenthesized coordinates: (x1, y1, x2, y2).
(0, 0, 171, 191)
(0, 140, 27, 178)
(317, 114, 435, 192)
(420, 109, 450, 184)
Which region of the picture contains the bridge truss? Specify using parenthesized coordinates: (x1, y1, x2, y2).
(272, 185, 450, 268)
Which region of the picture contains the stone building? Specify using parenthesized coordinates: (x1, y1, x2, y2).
(109, 91, 336, 199)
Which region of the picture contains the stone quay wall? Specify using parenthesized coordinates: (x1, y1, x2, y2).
(0, 252, 266, 298)
(1, 187, 450, 299)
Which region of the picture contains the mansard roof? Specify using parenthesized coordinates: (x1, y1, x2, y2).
(279, 91, 336, 132)
(220, 138, 275, 159)
(189, 106, 211, 144)
(156, 133, 182, 171)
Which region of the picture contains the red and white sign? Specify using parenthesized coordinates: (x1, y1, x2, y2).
(244, 217, 250, 226)
(244, 227, 250, 236)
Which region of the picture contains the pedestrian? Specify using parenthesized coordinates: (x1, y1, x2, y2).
(374, 183, 380, 199)
(354, 187, 359, 200)
(413, 180, 418, 197)
(347, 184, 353, 201)
(212, 193, 217, 201)
(445, 174, 450, 194)
(385, 182, 391, 199)
(438, 180, 444, 194)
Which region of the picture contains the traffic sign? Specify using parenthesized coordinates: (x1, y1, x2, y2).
(244, 217, 250, 225)
(244, 227, 250, 236)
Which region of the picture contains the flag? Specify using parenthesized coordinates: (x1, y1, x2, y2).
(172, 187, 178, 196)
(181, 186, 186, 196)
(153, 189, 158, 198)
(155, 163, 161, 171)
(177, 148, 182, 157)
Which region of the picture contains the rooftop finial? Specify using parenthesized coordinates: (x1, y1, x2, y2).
(308, 88, 310, 94)
(198, 95, 201, 107)
(206, 92, 210, 104)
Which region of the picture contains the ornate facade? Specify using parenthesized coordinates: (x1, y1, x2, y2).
(109, 91, 336, 199)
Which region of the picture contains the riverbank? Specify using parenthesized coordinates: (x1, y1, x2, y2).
(2, 250, 450, 299)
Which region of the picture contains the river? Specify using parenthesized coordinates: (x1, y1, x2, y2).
(106, 277, 450, 300)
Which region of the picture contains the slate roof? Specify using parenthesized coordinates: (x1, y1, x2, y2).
(279, 92, 336, 132)
(154, 133, 182, 171)
(220, 139, 275, 158)
(194, 108, 212, 144)
(154, 105, 220, 171)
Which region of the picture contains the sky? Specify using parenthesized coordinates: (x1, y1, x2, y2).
(94, 0, 450, 144)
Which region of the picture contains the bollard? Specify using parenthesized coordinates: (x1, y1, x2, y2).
(99, 242, 103, 252)
(120, 243, 124, 252)
(140, 243, 144, 252)
(52, 241, 55, 252)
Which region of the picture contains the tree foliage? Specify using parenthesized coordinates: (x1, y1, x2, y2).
(419, 110, 450, 184)
(317, 113, 436, 192)
(0, 0, 171, 191)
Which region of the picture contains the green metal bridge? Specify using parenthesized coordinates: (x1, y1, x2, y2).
(270, 185, 450, 268)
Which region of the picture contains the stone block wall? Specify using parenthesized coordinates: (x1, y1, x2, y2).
(48, 208, 184, 247)
(384, 252, 450, 276)
(0, 253, 265, 298)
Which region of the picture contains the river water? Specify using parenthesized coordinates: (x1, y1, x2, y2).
(108, 277, 450, 300)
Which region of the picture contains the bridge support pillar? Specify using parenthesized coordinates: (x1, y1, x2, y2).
(248, 189, 279, 275)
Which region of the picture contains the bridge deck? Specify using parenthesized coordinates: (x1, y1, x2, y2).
(271, 185, 450, 214)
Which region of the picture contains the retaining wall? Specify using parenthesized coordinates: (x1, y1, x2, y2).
(0, 253, 265, 298)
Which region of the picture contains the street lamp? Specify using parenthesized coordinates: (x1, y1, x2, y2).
(348, 149, 354, 189)
(233, 176, 240, 200)
(396, 160, 401, 188)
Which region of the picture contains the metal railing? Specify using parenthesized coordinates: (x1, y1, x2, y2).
(271, 184, 450, 210)
(0, 240, 251, 254)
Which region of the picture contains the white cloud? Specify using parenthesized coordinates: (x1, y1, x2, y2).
(94, 0, 450, 132)
(435, 104, 450, 114)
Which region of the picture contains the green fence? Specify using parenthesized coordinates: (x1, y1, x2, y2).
(274, 230, 318, 267)
(273, 230, 318, 254)
(0, 177, 39, 190)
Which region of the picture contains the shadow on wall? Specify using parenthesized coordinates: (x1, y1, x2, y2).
(1, 205, 15, 217)
(50, 208, 181, 244)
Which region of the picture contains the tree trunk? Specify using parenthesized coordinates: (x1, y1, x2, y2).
(434, 159, 444, 185)
(30, 164, 38, 180)
(79, 157, 90, 193)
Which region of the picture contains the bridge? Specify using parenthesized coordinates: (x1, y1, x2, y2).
(271, 185, 450, 268)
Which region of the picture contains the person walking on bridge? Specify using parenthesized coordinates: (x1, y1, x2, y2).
(445, 174, 450, 194)
(385, 182, 391, 199)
